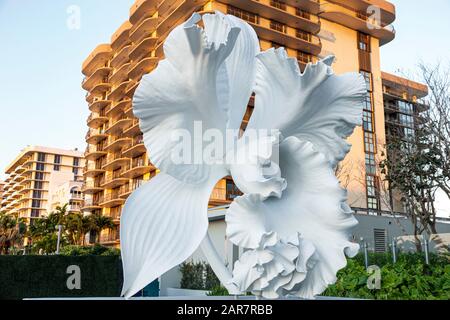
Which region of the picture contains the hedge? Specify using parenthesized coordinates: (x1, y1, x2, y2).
(0, 255, 123, 300)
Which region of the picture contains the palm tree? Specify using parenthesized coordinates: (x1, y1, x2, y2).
(0, 212, 26, 254)
(89, 214, 115, 243)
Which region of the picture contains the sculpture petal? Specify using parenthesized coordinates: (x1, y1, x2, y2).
(226, 137, 359, 298)
(133, 13, 241, 184)
(203, 12, 260, 132)
(248, 48, 366, 166)
(120, 172, 224, 298)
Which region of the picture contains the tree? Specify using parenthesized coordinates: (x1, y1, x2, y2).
(89, 214, 115, 243)
(0, 212, 26, 254)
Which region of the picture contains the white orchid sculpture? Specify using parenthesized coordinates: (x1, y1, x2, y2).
(120, 12, 366, 299)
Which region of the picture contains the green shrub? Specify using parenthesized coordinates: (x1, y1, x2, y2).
(207, 285, 230, 296)
(323, 253, 450, 300)
(59, 244, 120, 256)
(180, 261, 221, 290)
(0, 255, 123, 299)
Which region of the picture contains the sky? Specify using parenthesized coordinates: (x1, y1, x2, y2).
(0, 0, 449, 215)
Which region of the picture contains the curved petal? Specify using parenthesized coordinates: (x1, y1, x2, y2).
(248, 48, 366, 166)
(203, 12, 260, 132)
(120, 172, 224, 298)
(226, 137, 359, 298)
(133, 13, 241, 183)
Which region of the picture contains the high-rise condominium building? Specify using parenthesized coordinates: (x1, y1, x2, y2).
(0, 180, 5, 211)
(1, 146, 85, 226)
(381, 71, 429, 212)
(81, 0, 401, 246)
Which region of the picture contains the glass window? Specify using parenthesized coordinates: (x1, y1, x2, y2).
(297, 51, 312, 64)
(270, 0, 286, 10)
(358, 33, 371, 52)
(226, 180, 243, 200)
(227, 6, 259, 24)
(364, 132, 376, 153)
(270, 20, 286, 33)
(363, 110, 373, 132)
(32, 199, 41, 208)
(36, 162, 45, 171)
(363, 92, 373, 111)
(37, 152, 46, 162)
(360, 71, 373, 92)
(296, 8, 310, 20)
(296, 29, 312, 42)
(365, 153, 376, 175)
(35, 172, 44, 180)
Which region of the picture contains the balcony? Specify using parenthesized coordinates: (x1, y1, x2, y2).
(84, 162, 106, 178)
(89, 98, 111, 113)
(221, 0, 321, 33)
(85, 128, 108, 144)
(285, 0, 320, 14)
(111, 21, 132, 51)
(106, 98, 132, 117)
(82, 180, 103, 194)
(109, 62, 131, 87)
(104, 136, 132, 152)
(102, 171, 129, 189)
(122, 157, 153, 179)
(250, 20, 321, 55)
(122, 135, 146, 158)
(68, 204, 82, 212)
(105, 115, 132, 135)
(100, 231, 120, 244)
(109, 80, 133, 101)
(82, 44, 112, 76)
(87, 112, 108, 129)
(157, 0, 205, 47)
(319, 2, 395, 45)
(103, 153, 130, 171)
(123, 118, 141, 137)
(129, 36, 158, 62)
(90, 81, 111, 96)
(325, 0, 395, 25)
(82, 66, 112, 91)
(130, 16, 159, 43)
(111, 44, 131, 69)
(129, 0, 158, 25)
(128, 57, 159, 81)
(81, 198, 102, 210)
(125, 81, 139, 98)
(99, 192, 124, 208)
(84, 145, 107, 161)
(15, 166, 25, 174)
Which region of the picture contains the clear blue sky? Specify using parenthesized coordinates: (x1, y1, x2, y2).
(0, 0, 449, 180)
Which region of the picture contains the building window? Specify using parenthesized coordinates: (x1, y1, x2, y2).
(364, 132, 376, 153)
(34, 181, 43, 189)
(363, 110, 373, 132)
(399, 114, 414, 128)
(37, 152, 46, 162)
(296, 8, 310, 20)
(399, 101, 414, 114)
(226, 180, 243, 200)
(363, 92, 373, 111)
(270, 20, 287, 33)
(54, 154, 61, 171)
(227, 6, 259, 24)
(365, 153, 376, 175)
(296, 29, 312, 42)
(35, 172, 44, 180)
(32, 190, 42, 199)
(271, 41, 284, 49)
(31, 209, 40, 218)
(297, 51, 312, 64)
(32, 199, 41, 208)
(270, 0, 286, 10)
(36, 162, 45, 171)
(360, 71, 373, 92)
(358, 33, 371, 52)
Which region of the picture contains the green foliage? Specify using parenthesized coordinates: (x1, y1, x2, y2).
(323, 253, 450, 300)
(60, 244, 120, 256)
(180, 261, 221, 290)
(207, 285, 230, 296)
(0, 255, 123, 299)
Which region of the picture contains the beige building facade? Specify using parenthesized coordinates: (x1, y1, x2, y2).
(81, 0, 421, 246)
(1, 146, 85, 225)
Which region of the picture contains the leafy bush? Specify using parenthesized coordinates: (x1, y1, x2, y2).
(207, 285, 230, 296)
(180, 261, 220, 290)
(59, 244, 120, 256)
(323, 253, 450, 300)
